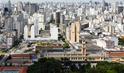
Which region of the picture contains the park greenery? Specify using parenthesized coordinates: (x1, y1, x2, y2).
(63, 42, 70, 49)
(118, 37, 124, 46)
(58, 34, 70, 49)
(28, 58, 124, 73)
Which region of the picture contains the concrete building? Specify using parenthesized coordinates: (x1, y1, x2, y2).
(0, 30, 17, 49)
(55, 11, 61, 26)
(8, 54, 33, 66)
(117, 6, 124, 14)
(12, 13, 25, 39)
(50, 24, 58, 40)
(24, 25, 28, 40)
(66, 27, 70, 41)
(45, 50, 86, 61)
(24, 3, 39, 15)
(31, 25, 35, 39)
(33, 16, 39, 36)
(89, 7, 98, 15)
(4, 17, 14, 30)
(93, 36, 118, 50)
(67, 21, 80, 44)
(16, 1, 24, 12)
(36, 42, 86, 61)
(24, 23, 58, 41)
(105, 51, 124, 62)
(0, 67, 28, 73)
(77, 8, 83, 16)
(32, 13, 46, 32)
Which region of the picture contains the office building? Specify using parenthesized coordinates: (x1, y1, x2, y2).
(67, 21, 80, 44)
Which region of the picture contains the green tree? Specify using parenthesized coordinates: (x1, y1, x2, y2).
(28, 58, 63, 73)
(106, 70, 117, 73)
(63, 42, 70, 49)
(28, 59, 124, 73)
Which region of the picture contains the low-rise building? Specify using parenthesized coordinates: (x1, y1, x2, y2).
(105, 51, 124, 62)
(0, 67, 28, 73)
(43, 48, 86, 61)
(0, 30, 17, 50)
(7, 54, 34, 66)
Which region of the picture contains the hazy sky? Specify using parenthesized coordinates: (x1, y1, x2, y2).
(0, 0, 124, 3)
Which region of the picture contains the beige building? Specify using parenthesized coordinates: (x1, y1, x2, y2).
(44, 44, 86, 61)
(67, 21, 80, 44)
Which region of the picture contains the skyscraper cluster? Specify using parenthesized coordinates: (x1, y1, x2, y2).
(0, 0, 124, 71)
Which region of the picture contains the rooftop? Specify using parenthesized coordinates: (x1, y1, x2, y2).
(106, 51, 124, 58)
(0, 67, 28, 73)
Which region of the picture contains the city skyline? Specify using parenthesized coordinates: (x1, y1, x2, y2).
(0, 0, 124, 73)
(0, 0, 124, 3)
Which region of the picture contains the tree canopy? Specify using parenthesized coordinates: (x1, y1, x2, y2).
(28, 58, 124, 73)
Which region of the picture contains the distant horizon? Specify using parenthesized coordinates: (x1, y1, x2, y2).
(0, 0, 124, 3)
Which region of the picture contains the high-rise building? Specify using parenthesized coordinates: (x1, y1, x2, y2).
(10, 13, 25, 39)
(37, 13, 46, 30)
(0, 1, 3, 9)
(32, 13, 46, 36)
(68, 21, 80, 44)
(34, 17, 39, 36)
(77, 8, 83, 16)
(24, 25, 28, 40)
(4, 17, 14, 30)
(66, 26, 70, 41)
(55, 11, 61, 26)
(31, 25, 35, 39)
(117, 6, 124, 14)
(24, 23, 58, 41)
(7, 0, 12, 12)
(60, 14, 65, 24)
(16, 1, 23, 12)
(24, 3, 39, 15)
(50, 24, 58, 40)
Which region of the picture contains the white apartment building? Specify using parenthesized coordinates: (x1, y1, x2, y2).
(24, 23, 58, 41)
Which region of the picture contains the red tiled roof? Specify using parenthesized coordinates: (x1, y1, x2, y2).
(10, 59, 32, 63)
(11, 54, 32, 58)
(20, 67, 28, 73)
(106, 51, 124, 58)
(0, 67, 28, 73)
